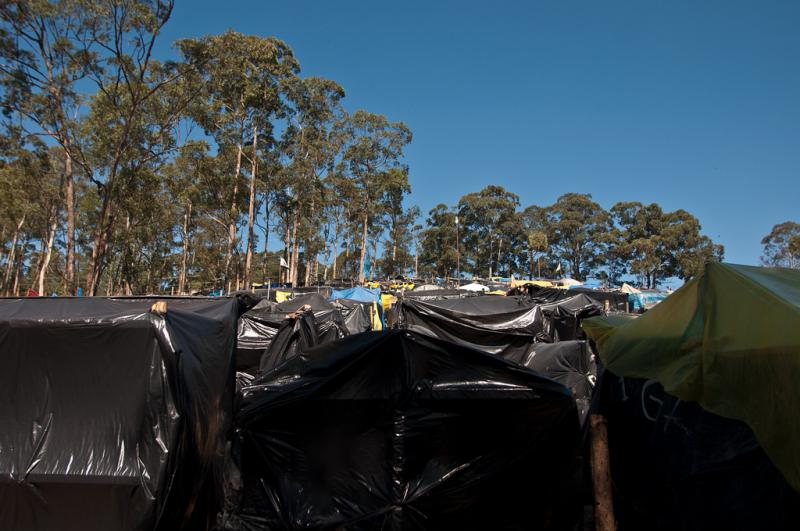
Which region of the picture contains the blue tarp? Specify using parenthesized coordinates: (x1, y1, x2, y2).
(331, 286, 381, 303)
(629, 291, 669, 311)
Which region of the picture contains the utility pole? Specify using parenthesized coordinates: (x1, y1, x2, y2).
(455, 215, 460, 287)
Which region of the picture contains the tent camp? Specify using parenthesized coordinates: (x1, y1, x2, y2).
(583, 263, 800, 494)
(231, 330, 582, 530)
(0, 297, 240, 531)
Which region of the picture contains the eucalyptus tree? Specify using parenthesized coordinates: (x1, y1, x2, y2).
(281, 76, 345, 285)
(178, 30, 299, 290)
(339, 110, 411, 283)
(761, 222, 800, 269)
(0, 0, 99, 293)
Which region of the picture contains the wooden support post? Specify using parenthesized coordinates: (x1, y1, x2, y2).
(590, 413, 616, 531)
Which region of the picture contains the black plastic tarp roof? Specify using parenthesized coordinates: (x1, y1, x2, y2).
(236, 294, 347, 374)
(0, 297, 239, 531)
(396, 296, 549, 357)
(231, 330, 581, 530)
(505, 340, 597, 424)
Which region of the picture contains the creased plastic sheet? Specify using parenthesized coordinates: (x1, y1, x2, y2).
(504, 340, 597, 424)
(331, 298, 373, 334)
(0, 297, 238, 531)
(598, 373, 800, 530)
(229, 330, 582, 530)
(539, 294, 605, 341)
(396, 296, 550, 357)
(258, 311, 320, 374)
(236, 294, 348, 374)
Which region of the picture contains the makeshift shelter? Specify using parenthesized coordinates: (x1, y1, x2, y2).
(259, 310, 319, 374)
(504, 340, 597, 424)
(597, 373, 800, 530)
(236, 293, 348, 374)
(583, 263, 800, 493)
(331, 298, 374, 334)
(0, 297, 239, 531)
(231, 330, 582, 530)
(402, 288, 474, 301)
(397, 296, 549, 357)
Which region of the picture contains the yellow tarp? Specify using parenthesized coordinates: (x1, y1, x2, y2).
(583, 263, 800, 492)
(381, 293, 396, 311)
(275, 290, 291, 303)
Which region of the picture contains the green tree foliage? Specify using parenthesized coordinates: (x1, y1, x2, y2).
(419, 204, 458, 278)
(546, 193, 613, 281)
(611, 201, 725, 287)
(0, 3, 729, 294)
(457, 185, 523, 278)
(761, 221, 800, 269)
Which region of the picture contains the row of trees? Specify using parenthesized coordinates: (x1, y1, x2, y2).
(5, 1, 780, 295)
(0, 0, 415, 295)
(418, 187, 725, 288)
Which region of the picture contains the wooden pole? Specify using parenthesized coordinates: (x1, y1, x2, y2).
(590, 413, 616, 531)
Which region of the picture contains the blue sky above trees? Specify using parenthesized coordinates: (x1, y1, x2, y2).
(158, 0, 800, 266)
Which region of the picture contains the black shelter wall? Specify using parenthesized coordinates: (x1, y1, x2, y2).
(0, 297, 239, 531)
(233, 330, 582, 530)
(599, 373, 800, 531)
(236, 294, 348, 374)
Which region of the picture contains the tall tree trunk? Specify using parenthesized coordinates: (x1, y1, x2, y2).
(36, 206, 59, 294)
(86, 192, 117, 295)
(304, 251, 311, 286)
(178, 200, 192, 294)
(496, 238, 503, 277)
(282, 219, 290, 284)
(262, 192, 270, 280)
(290, 209, 300, 285)
(3, 215, 26, 295)
(12, 240, 26, 296)
(64, 143, 76, 295)
(243, 127, 258, 289)
(358, 209, 369, 284)
(225, 142, 244, 292)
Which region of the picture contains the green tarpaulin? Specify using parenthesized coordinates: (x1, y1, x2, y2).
(583, 263, 800, 491)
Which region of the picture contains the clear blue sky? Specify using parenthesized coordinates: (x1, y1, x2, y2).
(158, 0, 799, 266)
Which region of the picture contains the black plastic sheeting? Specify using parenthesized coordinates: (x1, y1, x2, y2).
(331, 298, 373, 334)
(539, 294, 605, 341)
(229, 330, 582, 530)
(504, 340, 597, 424)
(259, 311, 319, 374)
(401, 288, 477, 301)
(0, 297, 239, 531)
(510, 285, 630, 313)
(236, 294, 348, 374)
(598, 373, 800, 530)
(396, 296, 550, 357)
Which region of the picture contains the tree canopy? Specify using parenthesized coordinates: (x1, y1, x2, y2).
(0, 1, 728, 295)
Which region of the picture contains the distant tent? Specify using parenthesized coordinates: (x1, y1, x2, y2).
(412, 283, 440, 292)
(619, 282, 640, 294)
(461, 282, 490, 292)
(558, 278, 583, 288)
(583, 262, 800, 492)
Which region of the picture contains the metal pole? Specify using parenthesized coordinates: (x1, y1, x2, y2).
(455, 215, 460, 287)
